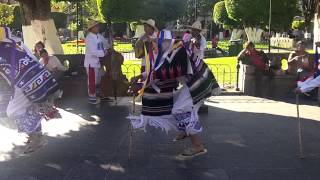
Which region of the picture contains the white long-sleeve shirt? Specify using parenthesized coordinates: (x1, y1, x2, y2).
(40, 55, 66, 72)
(192, 34, 206, 60)
(84, 32, 106, 68)
(98, 33, 111, 51)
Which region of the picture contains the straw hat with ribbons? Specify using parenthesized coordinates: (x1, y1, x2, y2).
(189, 21, 202, 31)
(140, 19, 158, 32)
(87, 20, 101, 31)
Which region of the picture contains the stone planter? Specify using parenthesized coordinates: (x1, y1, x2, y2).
(239, 64, 296, 98)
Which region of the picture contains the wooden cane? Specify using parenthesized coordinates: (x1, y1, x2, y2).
(113, 79, 117, 104)
(296, 94, 305, 159)
(128, 95, 135, 160)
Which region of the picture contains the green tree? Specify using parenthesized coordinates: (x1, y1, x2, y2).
(10, 5, 22, 30)
(213, 1, 243, 40)
(183, 0, 217, 24)
(225, 0, 268, 26)
(300, 0, 317, 31)
(82, 0, 100, 21)
(138, 0, 186, 28)
(0, 3, 15, 26)
(225, 0, 299, 30)
(198, 0, 217, 17)
(213, 1, 237, 28)
(224, 0, 299, 42)
(97, 0, 186, 28)
(97, 0, 139, 22)
(292, 20, 305, 30)
(271, 0, 299, 31)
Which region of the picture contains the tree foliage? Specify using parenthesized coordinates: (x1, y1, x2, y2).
(225, 0, 268, 26)
(299, 0, 317, 31)
(11, 5, 22, 30)
(183, 0, 217, 24)
(51, 0, 100, 33)
(0, 3, 15, 26)
(97, 0, 139, 22)
(0, 4, 21, 29)
(213, 1, 238, 28)
(197, 0, 217, 17)
(292, 20, 305, 30)
(224, 0, 299, 31)
(213, 1, 227, 24)
(97, 0, 186, 28)
(271, 0, 299, 31)
(139, 0, 186, 28)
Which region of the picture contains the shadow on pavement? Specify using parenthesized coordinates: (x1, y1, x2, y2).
(0, 95, 319, 180)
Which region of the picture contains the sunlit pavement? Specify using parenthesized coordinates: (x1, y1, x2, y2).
(0, 95, 320, 180)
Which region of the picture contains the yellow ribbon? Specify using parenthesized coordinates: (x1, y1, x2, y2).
(172, 41, 182, 50)
(0, 27, 6, 42)
(135, 44, 151, 101)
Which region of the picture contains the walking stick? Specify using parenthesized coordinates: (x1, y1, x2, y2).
(128, 95, 135, 160)
(296, 94, 305, 159)
(113, 79, 117, 104)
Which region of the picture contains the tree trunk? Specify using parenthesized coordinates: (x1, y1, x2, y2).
(244, 27, 263, 43)
(230, 29, 244, 41)
(18, 0, 63, 54)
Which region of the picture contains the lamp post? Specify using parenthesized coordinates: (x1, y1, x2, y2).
(76, 1, 79, 54)
(268, 0, 272, 54)
(194, 0, 197, 21)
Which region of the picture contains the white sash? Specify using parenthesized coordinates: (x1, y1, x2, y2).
(154, 39, 175, 71)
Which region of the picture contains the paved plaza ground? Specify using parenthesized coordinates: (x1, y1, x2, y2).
(0, 94, 320, 180)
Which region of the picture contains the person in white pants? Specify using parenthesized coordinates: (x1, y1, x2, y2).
(84, 20, 108, 104)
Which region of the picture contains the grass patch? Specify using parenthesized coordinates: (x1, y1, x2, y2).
(122, 57, 238, 86)
(207, 40, 269, 52)
(62, 44, 85, 54)
(307, 50, 315, 54)
(205, 57, 237, 86)
(62, 42, 134, 54)
(114, 42, 134, 52)
(205, 56, 237, 70)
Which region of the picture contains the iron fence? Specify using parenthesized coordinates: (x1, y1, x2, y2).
(121, 52, 138, 61)
(120, 63, 237, 89)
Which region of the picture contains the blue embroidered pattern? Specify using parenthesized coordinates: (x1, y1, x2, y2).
(0, 42, 58, 102)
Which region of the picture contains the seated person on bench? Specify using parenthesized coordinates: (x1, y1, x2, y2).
(237, 42, 274, 96)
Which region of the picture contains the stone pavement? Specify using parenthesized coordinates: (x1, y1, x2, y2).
(0, 95, 320, 180)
